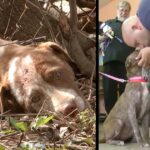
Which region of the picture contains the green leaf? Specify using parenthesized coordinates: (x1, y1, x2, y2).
(0, 145, 5, 150)
(31, 115, 54, 129)
(16, 122, 28, 132)
(85, 137, 93, 145)
(9, 117, 28, 132)
(10, 117, 20, 131)
(0, 129, 16, 135)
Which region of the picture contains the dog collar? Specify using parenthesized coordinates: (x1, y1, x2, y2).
(99, 72, 147, 83)
(128, 76, 147, 82)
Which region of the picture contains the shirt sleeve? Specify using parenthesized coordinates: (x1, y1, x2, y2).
(137, 0, 150, 31)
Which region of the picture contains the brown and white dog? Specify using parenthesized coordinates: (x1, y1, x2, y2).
(100, 50, 150, 147)
(0, 39, 85, 115)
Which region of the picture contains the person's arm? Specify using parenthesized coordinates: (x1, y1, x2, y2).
(136, 47, 150, 68)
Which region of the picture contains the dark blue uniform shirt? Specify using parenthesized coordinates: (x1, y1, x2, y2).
(103, 18, 134, 65)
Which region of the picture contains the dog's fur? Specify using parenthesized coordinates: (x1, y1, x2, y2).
(0, 39, 85, 115)
(100, 50, 150, 146)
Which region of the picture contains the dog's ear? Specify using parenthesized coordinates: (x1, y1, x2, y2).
(37, 42, 72, 63)
(0, 75, 23, 113)
(0, 84, 10, 113)
(49, 43, 71, 62)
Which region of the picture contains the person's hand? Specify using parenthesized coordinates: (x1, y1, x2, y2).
(136, 47, 150, 68)
(103, 26, 114, 39)
(100, 23, 114, 39)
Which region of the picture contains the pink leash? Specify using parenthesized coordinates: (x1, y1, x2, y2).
(99, 72, 147, 83)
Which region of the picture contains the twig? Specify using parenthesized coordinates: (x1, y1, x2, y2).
(32, 128, 49, 141)
(4, 0, 15, 38)
(10, 2, 29, 39)
(48, 144, 92, 150)
(0, 142, 10, 150)
(32, 21, 44, 42)
(33, 99, 47, 123)
(55, 129, 78, 144)
(81, 7, 96, 31)
(0, 112, 54, 118)
(0, 40, 18, 47)
(26, 0, 55, 41)
(17, 132, 24, 147)
(85, 64, 95, 113)
(56, 26, 66, 49)
(76, 81, 95, 91)
(87, 65, 95, 101)
(69, 0, 78, 32)
(0, 36, 46, 47)
(18, 36, 46, 45)
(0, 131, 21, 140)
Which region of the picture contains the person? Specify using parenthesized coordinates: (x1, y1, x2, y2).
(100, 0, 134, 114)
(122, 0, 150, 68)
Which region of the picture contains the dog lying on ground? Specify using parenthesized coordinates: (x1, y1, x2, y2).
(99, 50, 150, 146)
(0, 38, 85, 116)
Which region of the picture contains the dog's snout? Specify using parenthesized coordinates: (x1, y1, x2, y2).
(61, 100, 77, 116)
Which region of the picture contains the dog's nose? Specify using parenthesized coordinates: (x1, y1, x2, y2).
(61, 100, 77, 116)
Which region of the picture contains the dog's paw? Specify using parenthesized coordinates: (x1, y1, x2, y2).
(107, 140, 125, 146)
(139, 142, 150, 148)
(117, 141, 125, 146)
(142, 142, 150, 148)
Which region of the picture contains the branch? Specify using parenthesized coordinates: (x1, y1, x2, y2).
(69, 0, 78, 32)
(76, 0, 95, 9)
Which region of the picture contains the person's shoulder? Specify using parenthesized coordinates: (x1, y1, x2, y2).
(105, 18, 117, 24)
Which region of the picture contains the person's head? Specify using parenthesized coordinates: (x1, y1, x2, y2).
(117, 0, 131, 22)
(122, 0, 150, 49)
(122, 15, 150, 49)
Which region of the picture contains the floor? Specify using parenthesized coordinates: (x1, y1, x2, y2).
(99, 143, 150, 150)
(99, 124, 150, 150)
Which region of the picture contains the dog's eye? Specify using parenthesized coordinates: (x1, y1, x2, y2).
(30, 91, 41, 103)
(54, 71, 63, 80)
(31, 95, 41, 103)
(48, 71, 63, 80)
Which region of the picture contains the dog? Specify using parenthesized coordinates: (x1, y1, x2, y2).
(99, 50, 150, 147)
(0, 39, 86, 115)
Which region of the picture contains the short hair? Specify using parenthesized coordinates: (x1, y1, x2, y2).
(117, 0, 131, 11)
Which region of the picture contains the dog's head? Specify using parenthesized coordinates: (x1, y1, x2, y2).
(125, 50, 142, 77)
(0, 42, 86, 116)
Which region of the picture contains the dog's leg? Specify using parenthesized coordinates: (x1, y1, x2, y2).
(142, 114, 149, 140)
(104, 118, 125, 146)
(128, 105, 143, 144)
(141, 113, 150, 147)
